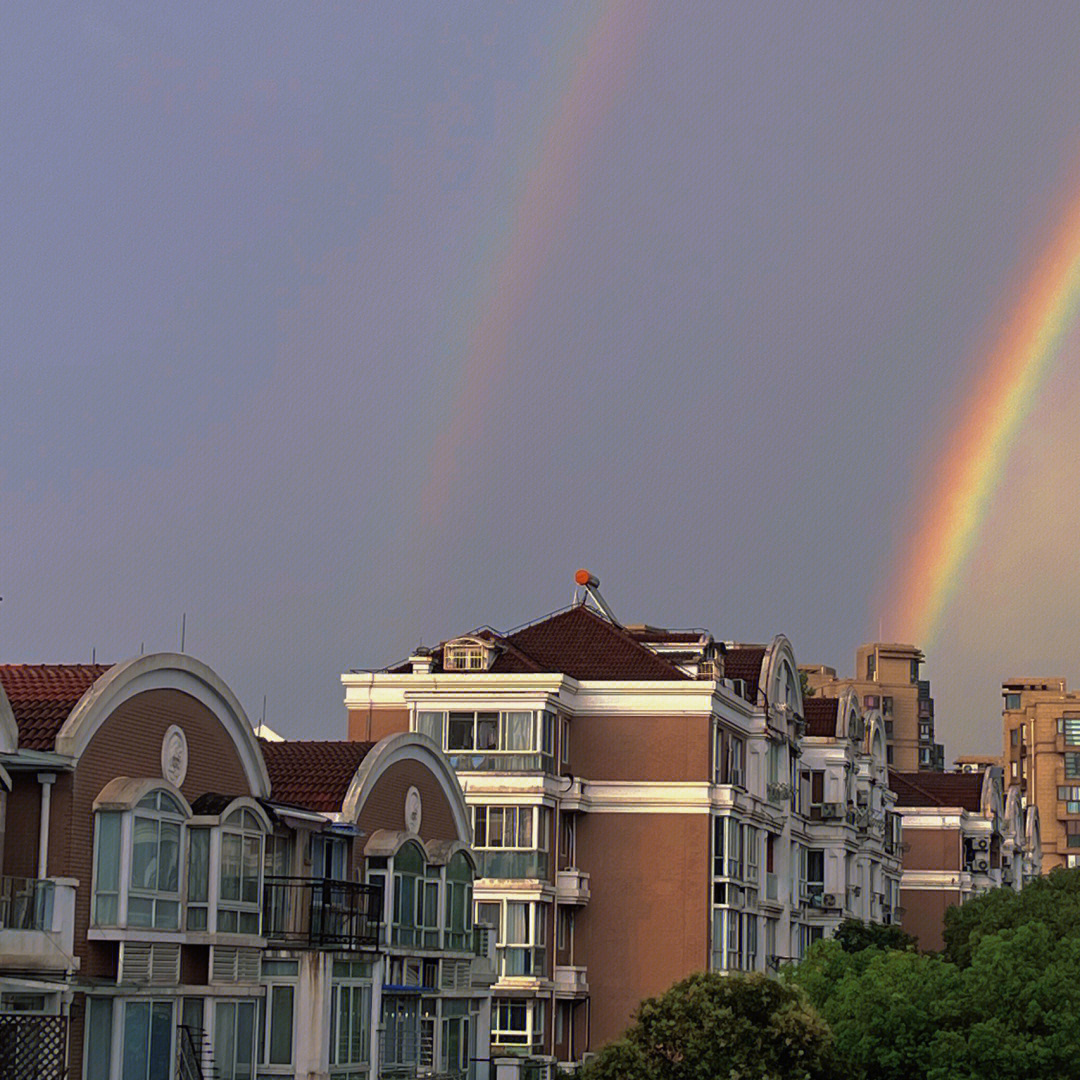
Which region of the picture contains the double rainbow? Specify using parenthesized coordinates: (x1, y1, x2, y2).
(891, 189, 1080, 646)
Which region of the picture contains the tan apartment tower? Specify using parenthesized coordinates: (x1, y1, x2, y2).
(1002, 676, 1080, 870)
(802, 643, 944, 772)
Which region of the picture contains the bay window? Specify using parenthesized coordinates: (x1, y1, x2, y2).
(391, 841, 425, 947)
(415, 709, 559, 770)
(472, 805, 550, 879)
(91, 782, 191, 932)
(218, 809, 264, 934)
(479, 898, 548, 978)
(492, 999, 544, 1050)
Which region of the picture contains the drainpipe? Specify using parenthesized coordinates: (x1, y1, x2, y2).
(38, 772, 57, 879)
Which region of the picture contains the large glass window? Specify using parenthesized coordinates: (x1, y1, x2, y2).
(492, 999, 543, 1050)
(187, 828, 210, 930)
(444, 852, 473, 951)
(214, 1000, 256, 1080)
(416, 710, 558, 770)
(330, 959, 372, 1076)
(85, 998, 114, 1080)
(472, 805, 549, 879)
(122, 1000, 174, 1080)
(219, 809, 264, 934)
(481, 898, 547, 978)
(93, 813, 122, 926)
(391, 842, 425, 947)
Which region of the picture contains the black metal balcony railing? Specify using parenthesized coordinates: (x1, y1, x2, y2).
(262, 876, 382, 949)
(0, 877, 53, 931)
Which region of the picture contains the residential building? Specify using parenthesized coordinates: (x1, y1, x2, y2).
(1001, 677, 1080, 871)
(343, 579, 902, 1062)
(802, 642, 944, 772)
(0, 654, 492, 1080)
(889, 767, 1040, 951)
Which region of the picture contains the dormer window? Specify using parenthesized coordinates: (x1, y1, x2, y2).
(443, 638, 492, 671)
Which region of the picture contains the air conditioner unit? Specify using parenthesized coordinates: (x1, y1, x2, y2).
(974, 857, 990, 873)
(822, 893, 837, 908)
(809, 893, 823, 908)
(975, 837, 990, 851)
(820, 802, 844, 820)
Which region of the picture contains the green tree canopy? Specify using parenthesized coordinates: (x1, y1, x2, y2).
(831, 918, 916, 954)
(579, 971, 835, 1080)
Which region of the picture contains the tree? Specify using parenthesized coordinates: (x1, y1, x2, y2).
(579, 971, 836, 1080)
(943, 866, 1080, 968)
(831, 918, 916, 954)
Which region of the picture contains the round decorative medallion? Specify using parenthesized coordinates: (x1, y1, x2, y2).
(405, 786, 423, 832)
(161, 725, 189, 787)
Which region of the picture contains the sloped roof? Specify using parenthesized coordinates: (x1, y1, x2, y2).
(890, 769, 983, 812)
(501, 605, 688, 681)
(260, 740, 376, 813)
(0, 664, 113, 750)
(722, 647, 766, 702)
(803, 696, 839, 737)
(389, 605, 689, 682)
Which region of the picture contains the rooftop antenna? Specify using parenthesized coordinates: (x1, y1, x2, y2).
(574, 569, 621, 627)
(261, 695, 267, 728)
(92, 646, 96, 664)
(180, 613, 186, 653)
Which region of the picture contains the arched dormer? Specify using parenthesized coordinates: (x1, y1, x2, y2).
(863, 710, 887, 771)
(762, 635, 803, 728)
(55, 653, 270, 798)
(342, 732, 472, 843)
(835, 686, 863, 741)
(442, 636, 499, 672)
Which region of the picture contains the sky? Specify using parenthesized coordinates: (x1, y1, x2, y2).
(5, 2, 1080, 757)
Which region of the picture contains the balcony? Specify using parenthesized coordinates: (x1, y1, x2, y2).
(447, 752, 555, 774)
(555, 868, 590, 905)
(475, 851, 550, 881)
(262, 876, 381, 950)
(0, 876, 78, 972)
(553, 964, 589, 997)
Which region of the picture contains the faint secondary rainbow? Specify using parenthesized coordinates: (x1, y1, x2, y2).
(421, 3, 649, 523)
(891, 187, 1080, 646)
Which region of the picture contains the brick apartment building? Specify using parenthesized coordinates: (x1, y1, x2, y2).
(343, 580, 902, 1063)
(0, 654, 493, 1080)
(1001, 676, 1080, 871)
(803, 642, 944, 771)
(889, 767, 1040, 950)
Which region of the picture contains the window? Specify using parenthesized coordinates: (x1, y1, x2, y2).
(383, 997, 421, 1068)
(481, 899, 548, 978)
(867, 653, 876, 680)
(122, 1000, 175, 1080)
(85, 998, 114, 1080)
(391, 842, 425, 947)
(560, 717, 571, 765)
(559, 814, 576, 869)
(443, 640, 489, 670)
(473, 806, 535, 849)
(557, 906, 574, 953)
(805, 850, 824, 898)
(886, 745, 894, 765)
(419, 710, 557, 768)
(261, 984, 295, 1067)
(1004, 693, 1021, 711)
(882, 696, 893, 717)
(1011, 728, 1020, 747)
(93, 813, 122, 926)
(714, 727, 745, 786)
(910, 658, 919, 683)
(92, 786, 189, 931)
(219, 809, 264, 934)
(1061, 717, 1080, 745)
(808, 771, 824, 820)
(440, 1000, 471, 1077)
(444, 852, 473, 950)
(744, 826, 758, 882)
(187, 828, 210, 930)
(492, 1000, 543, 1049)
(1058, 786, 1080, 801)
(330, 960, 372, 1075)
(863, 695, 879, 710)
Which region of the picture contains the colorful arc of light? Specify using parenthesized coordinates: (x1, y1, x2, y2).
(893, 190, 1080, 646)
(421, 3, 648, 525)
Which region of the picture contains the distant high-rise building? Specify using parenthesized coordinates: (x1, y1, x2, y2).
(1002, 676, 1080, 871)
(802, 643, 944, 772)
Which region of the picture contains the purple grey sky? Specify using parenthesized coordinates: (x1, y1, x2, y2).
(5, 3, 1080, 755)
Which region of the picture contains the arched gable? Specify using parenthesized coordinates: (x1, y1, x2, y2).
(93, 776, 192, 815)
(863, 710, 886, 768)
(55, 653, 269, 797)
(762, 635, 803, 726)
(836, 686, 863, 741)
(343, 732, 471, 843)
(0, 682, 18, 753)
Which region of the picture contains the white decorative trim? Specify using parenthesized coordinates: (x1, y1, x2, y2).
(161, 725, 188, 787)
(341, 732, 472, 841)
(0, 683, 18, 753)
(93, 776, 193, 814)
(55, 653, 270, 797)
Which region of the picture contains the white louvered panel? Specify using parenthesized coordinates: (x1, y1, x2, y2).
(149, 943, 180, 984)
(119, 942, 151, 984)
(236, 948, 260, 983)
(440, 959, 470, 990)
(212, 946, 238, 983)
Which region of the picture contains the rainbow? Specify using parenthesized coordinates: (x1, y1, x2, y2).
(421, 3, 648, 523)
(891, 187, 1080, 646)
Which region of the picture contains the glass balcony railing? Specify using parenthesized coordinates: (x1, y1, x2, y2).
(446, 752, 556, 774)
(474, 851, 550, 880)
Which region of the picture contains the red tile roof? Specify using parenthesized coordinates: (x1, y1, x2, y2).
(803, 697, 839, 737)
(890, 770, 984, 812)
(260, 740, 376, 813)
(0, 664, 113, 750)
(501, 606, 688, 681)
(722, 647, 766, 702)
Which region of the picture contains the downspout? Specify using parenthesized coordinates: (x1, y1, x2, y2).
(38, 772, 57, 879)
